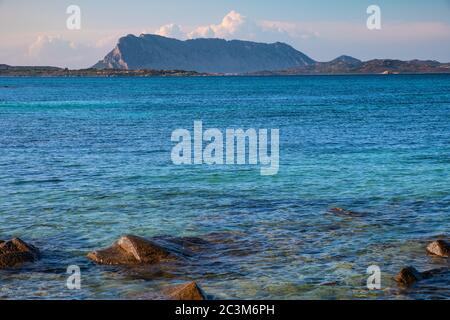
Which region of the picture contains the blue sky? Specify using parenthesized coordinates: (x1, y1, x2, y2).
(1, 0, 449, 68)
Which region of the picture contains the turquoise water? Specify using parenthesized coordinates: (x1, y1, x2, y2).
(0, 75, 449, 300)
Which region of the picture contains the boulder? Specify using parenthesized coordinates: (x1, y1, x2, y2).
(0, 238, 40, 268)
(163, 282, 207, 300)
(426, 240, 450, 258)
(128, 281, 208, 300)
(87, 235, 174, 265)
(394, 267, 423, 286)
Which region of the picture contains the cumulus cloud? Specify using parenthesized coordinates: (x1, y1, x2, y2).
(155, 23, 186, 39)
(188, 11, 251, 39)
(151, 11, 251, 40)
(152, 10, 316, 44)
(185, 10, 310, 42)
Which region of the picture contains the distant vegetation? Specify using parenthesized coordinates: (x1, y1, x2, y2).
(250, 58, 450, 75)
(0, 65, 204, 77)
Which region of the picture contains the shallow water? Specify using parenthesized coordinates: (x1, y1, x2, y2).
(0, 75, 449, 300)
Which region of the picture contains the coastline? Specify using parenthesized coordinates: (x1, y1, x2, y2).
(0, 67, 207, 78)
(1, 65, 450, 78)
(2, 72, 450, 78)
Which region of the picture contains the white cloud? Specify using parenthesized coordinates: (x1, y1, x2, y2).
(187, 10, 291, 41)
(188, 10, 250, 39)
(155, 23, 186, 39)
(152, 10, 317, 45)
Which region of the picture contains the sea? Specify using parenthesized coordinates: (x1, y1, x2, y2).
(0, 75, 449, 299)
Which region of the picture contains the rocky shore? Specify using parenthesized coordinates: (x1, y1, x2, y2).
(395, 240, 450, 286)
(1, 225, 449, 299)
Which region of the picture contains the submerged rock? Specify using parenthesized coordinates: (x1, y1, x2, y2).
(395, 267, 423, 286)
(395, 266, 450, 287)
(329, 207, 358, 216)
(163, 282, 207, 300)
(87, 235, 174, 265)
(129, 281, 208, 300)
(426, 240, 450, 258)
(0, 238, 40, 268)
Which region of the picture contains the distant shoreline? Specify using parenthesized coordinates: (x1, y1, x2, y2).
(1, 73, 450, 78)
(0, 66, 207, 77)
(1, 66, 450, 78)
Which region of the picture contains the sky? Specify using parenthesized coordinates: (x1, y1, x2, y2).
(0, 0, 449, 68)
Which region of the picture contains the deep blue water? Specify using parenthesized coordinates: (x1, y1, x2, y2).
(0, 75, 449, 300)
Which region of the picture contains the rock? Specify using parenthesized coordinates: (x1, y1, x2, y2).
(87, 235, 174, 265)
(0, 238, 40, 268)
(128, 282, 208, 300)
(163, 282, 207, 301)
(395, 266, 450, 287)
(93, 34, 315, 73)
(426, 240, 450, 258)
(395, 267, 423, 286)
